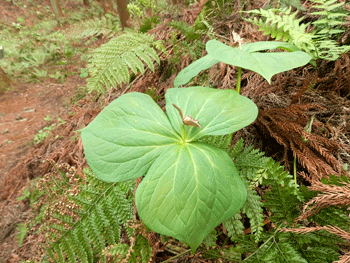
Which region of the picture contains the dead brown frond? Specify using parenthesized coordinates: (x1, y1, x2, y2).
(256, 102, 345, 180)
(295, 179, 350, 222)
(279, 225, 350, 262)
(334, 251, 350, 263)
(279, 225, 350, 242)
(182, 0, 208, 25)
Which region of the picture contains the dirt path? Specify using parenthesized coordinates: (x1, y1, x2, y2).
(0, 75, 85, 262)
(0, 76, 83, 188)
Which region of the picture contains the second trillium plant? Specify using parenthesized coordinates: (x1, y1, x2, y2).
(81, 86, 258, 252)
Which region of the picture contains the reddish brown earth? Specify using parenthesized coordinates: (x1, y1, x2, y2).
(0, 76, 86, 262)
(0, 3, 87, 260)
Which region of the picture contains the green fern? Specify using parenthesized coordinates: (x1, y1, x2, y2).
(241, 190, 264, 241)
(231, 139, 302, 241)
(168, 21, 202, 41)
(103, 234, 152, 262)
(310, 0, 348, 36)
(16, 223, 28, 247)
(36, 166, 135, 263)
(310, 0, 350, 59)
(226, 139, 348, 262)
(243, 8, 317, 57)
(243, 4, 350, 61)
(65, 16, 120, 40)
(223, 212, 245, 240)
(198, 134, 233, 151)
(87, 31, 162, 93)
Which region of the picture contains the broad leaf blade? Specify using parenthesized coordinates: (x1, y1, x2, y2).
(81, 92, 180, 182)
(206, 40, 312, 83)
(165, 87, 258, 141)
(136, 142, 247, 252)
(173, 55, 220, 88)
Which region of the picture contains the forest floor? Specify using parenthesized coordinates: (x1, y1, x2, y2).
(0, 0, 349, 262)
(0, 1, 89, 261)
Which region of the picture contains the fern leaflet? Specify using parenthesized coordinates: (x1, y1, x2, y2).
(36, 166, 135, 263)
(87, 31, 162, 93)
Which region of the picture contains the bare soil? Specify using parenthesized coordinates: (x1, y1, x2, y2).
(0, 2, 87, 259)
(0, 77, 86, 262)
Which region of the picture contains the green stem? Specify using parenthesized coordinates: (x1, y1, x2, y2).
(162, 249, 191, 263)
(293, 153, 297, 183)
(243, 223, 283, 262)
(236, 67, 242, 94)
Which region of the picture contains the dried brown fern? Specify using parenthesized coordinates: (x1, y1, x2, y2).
(295, 176, 350, 222)
(280, 225, 350, 242)
(279, 225, 350, 262)
(256, 103, 345, 180)
(334, 252, 350, 263)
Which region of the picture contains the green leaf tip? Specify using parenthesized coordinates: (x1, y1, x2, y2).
(81, 86, 258, 251)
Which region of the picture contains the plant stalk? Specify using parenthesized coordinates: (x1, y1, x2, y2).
(163, 249, 191, 262)
(293, 153, 297, 183)
(236, 67, 242, 94)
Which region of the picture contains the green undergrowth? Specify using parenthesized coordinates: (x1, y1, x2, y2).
(0, 2, 120, 82)
(19, 136, 350, 262)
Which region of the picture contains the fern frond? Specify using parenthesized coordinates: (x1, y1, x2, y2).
(244, 2, 350, 61)
(311, 0, 347, 35)
(36, 166, 135, 263)
(203, 229, 218, 247)
(243, 8, 316, 55)
(229, 139, 303, 243)
(168, 21, 202, 40)
(198, 134, 233, 151)
(16, 223, 28, 247)
(223, 212, 245, 240)
(87, 31, 161, 93)
(104, 234, 152, 262)
(65, 16, 119, 39)
(262, 161, 303, 225)
(241, 190, 264, 241)
(279, 231, 342, 262)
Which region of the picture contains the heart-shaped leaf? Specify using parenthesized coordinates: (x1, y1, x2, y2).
(81, 87, 258, 251)
(136, 142, 247, 252)
(206, 40, 312, 83)
(174, 40, 312, 87)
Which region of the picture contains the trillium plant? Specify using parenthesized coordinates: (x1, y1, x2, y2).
(81, 36, 312, 252)
(81, 87, 258, 252)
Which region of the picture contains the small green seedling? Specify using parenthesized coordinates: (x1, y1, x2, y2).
(174, 36, 312, 93)
(81, 87, 258, 252)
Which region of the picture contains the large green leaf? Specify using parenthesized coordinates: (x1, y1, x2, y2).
(81, 87, 257, 251)
(173, 40, 312, 87)
(165, 87, 258, 141)
(136, 142, 246, 252)
(81, 92, 180, 182)
(206, 40, 312, 83)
